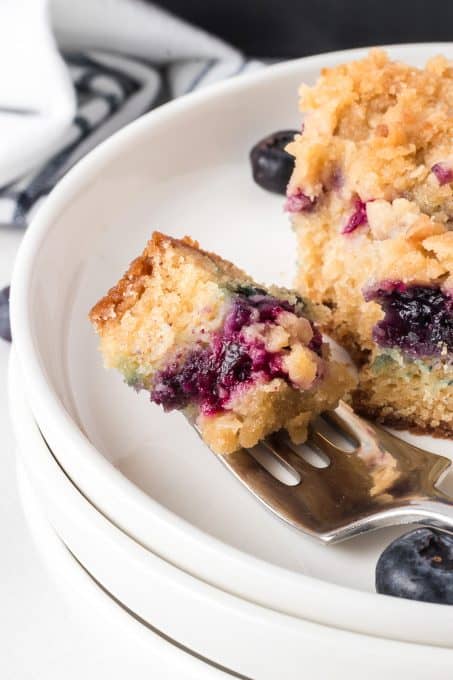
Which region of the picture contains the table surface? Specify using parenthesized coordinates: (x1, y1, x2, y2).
(0, 230, 221, 680)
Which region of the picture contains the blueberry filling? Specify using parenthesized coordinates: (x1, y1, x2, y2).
(151, 291, 322, 415)
(327, 167, 343, 191)
(233, 284, 267, 298)
(342, 198, 368, 234)
(284, 188, 315, 213)
(151, 340, 259, 415)
(431, 163, 453, 186)
(365, 281, 453, 358)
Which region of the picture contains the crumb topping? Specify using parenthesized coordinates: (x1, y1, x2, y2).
(288, 49, 453, 435)
(287, 49, 453, 216)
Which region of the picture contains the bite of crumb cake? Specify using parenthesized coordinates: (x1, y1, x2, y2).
(90, 233, 354, 454)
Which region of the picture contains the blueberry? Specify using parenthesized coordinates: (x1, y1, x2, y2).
(365, 283, 453, 358)
(0, 285, 11, 342)
(233, 284, 267, 298)
(432, 162, 453, 186)
(219, 342, 252, 387)
(342, 198, 368, 234)
(376, 528, 453, 604)
(250, 130, 297, 194)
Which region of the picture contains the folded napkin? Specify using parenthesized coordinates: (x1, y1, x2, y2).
(0, 0, 262, 228)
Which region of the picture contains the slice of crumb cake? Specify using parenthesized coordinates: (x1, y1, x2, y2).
(90, 233, 353, 454)
(286, 49, 453, 435)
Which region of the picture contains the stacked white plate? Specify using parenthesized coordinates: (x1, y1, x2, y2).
(9, 44, 453, 679)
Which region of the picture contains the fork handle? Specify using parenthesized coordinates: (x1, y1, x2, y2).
(396, 495, 453, 536)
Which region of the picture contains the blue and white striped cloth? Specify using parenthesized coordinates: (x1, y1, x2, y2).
(0, 0, 262, 228)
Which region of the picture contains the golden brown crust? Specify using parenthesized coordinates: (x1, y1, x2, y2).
(352, 392, 453, 438)
(89, 232, 247, 332)
(89, 253, 154, 330)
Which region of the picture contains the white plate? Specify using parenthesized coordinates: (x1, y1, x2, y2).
(16, 464, 228, 680)
(11, 43, 453, 645)
(10, 352, 453, 679)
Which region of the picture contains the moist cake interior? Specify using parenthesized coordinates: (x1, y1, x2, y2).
(285, 49, 453, 435)
(90, 233, 354, 453)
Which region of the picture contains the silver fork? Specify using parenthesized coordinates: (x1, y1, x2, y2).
(205, 401, 453, 543)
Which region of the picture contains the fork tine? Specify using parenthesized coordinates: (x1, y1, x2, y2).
(264, 434, 318, 476)
(218, 448, 322, 531)
(219, 446, 341, 535)
(322, 410, 360, 448)
(219, 447, 283, 485)
(194, 404, 453, 543)
(335, 402, 451, 467)
(333, 401, 382, 446)
(308, 428, 345, 464)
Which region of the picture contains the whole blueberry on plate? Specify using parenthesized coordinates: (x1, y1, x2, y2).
(0, 285, 11, 342)
(250, 130, 297, 194)
(376, 528, 453, 604)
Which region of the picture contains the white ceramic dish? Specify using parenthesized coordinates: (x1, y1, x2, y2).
(11, 44, 453, 645)
(16, 464, 228, 680)
(10, 352, 453, 679)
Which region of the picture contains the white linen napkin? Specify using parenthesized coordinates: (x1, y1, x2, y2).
(0, 0, 262, 227)
(0, 0, 75, 190)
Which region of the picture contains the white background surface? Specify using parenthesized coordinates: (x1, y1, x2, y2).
(0, 232, 222, 680)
